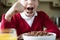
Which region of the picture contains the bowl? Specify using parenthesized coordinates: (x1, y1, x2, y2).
(22, 32, 56, 40)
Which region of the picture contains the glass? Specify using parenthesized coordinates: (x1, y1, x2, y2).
(0, 28, 17, 40)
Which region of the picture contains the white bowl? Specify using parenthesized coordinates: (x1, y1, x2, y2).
(22, 32, 56, 40)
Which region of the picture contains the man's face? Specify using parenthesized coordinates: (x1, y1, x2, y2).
(19, 0, 38, 17)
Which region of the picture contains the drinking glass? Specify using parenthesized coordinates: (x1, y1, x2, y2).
(0, 28, 17, 40)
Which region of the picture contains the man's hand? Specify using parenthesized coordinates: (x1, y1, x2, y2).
(5, 1, 24, 22)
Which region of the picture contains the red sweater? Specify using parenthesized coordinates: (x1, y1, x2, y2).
(1, 11, 60, 37)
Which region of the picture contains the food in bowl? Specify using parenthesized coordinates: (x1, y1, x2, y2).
(23, 31, 52, 36)
(22, 31, 56, 40)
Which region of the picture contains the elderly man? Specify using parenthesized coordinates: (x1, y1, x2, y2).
(1, 0, 60, 38)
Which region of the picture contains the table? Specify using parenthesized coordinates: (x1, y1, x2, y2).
(19, 38, 60, 40)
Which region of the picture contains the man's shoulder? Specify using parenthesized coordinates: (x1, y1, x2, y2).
(37, 11, 47, 16)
